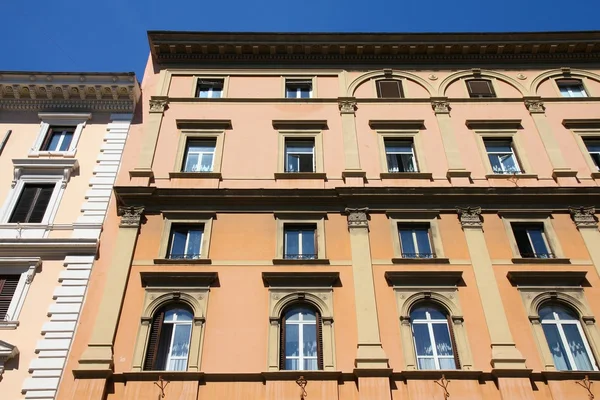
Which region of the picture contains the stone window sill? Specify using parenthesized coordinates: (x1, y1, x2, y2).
(485, 173, 538, 179)
(0, 321, 19, 330)
(391, 258, 450, 264)
(169, 172, 222, 179)
(511, 257, 571, 265)
(274, 173, 327, 180)
(153, 258, 212, 265)
(380, 172, 433, 180)
(272, 258, 330, 265)
(29, 151, 76, 158)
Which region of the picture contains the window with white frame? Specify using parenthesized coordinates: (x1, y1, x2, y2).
(8, 184, 55, 223)
(144, 304, 193, 371)
(32, 113, 89, 156)
(167, 225, 204, 260)
(182, 139, 216, 172)
(41, 126, 75, 152)
(584, 139, 600, 171)
(281, 304, 321, 371)
(384, 139, 418, 172)
(557, 79, 588, 98)
(285, 139, 315, 173)
(285, 80, 312, 99)
(539, 303, 598, 371)
(511, 223, 554, 258)
(484, 139, 522, 174)
(284, 224, 317, 260)
(410, 303, 458, 370)
(398, 223, 434, 258)
(196, 79, 224, 98)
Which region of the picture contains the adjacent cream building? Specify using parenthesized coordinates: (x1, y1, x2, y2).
(0, 72, 139, 399)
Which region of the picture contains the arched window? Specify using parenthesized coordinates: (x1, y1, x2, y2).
(539, 303, 598, 371)
(410, 303, 459, 370)
(280, 304, 322, 371)
(144, 304, 193, 371)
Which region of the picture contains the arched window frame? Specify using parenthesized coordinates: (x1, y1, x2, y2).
(279, 303, 323, 371)
(387, 271, 473, 371)
(264, 272, 336, 372)
(131, 273, 214, 372)
(517, 285, 600, 371)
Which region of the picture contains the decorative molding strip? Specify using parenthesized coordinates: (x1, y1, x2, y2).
(570, 206, 598, 228)
(457, 206, 482, 228)
(345, 207, 369, 229)
(0, 99, 136, 113)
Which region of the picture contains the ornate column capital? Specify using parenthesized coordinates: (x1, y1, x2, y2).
(345, 207, 369, 229)
(118, 206, 145, 227)
(524, 97, 545, 114)
(149, 96, 168, 113)
(431, 97, 451, 114)
(570, 206, 598, 228)
(338, 97, 357, 115)
(457, 206, 482, 228)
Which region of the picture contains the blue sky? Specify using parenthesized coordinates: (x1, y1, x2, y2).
(2, 0, 600, 80)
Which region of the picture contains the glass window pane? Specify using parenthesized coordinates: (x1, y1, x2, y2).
(500, 154, 520, 173)
(386, 142, 413, 153)
(286, 359, 300, 370)
(304, 358, 318, 370)
(411, 305, 446, 320)
(285, 324, 299, 357)
(301, 230, 315, 256)
(399, 230, 416, 255)
(164, 308, 193, 322)
(386, 154, 399, 172)
(286, 142, 314, 153)
(488, 154, 504, 173)
(303, 324, 317, 357)
(412, 324, 433, 356)
(184, 154, 199, 172)
(285, 229, 300, 257)
(414, 229, 432, 255)
(170, 230, 187, 257)
(286, 89, 296, 98)
(186, 230, 203, 257)
(559, 86, 571, 96)
(286, 154, 299, 172)
(200, 154, 214, 172)
(432, 323, 454, 356)
(198, 89, 209, 98)
(527, 229, 549, 255)
(542, 324, 572, 370)
(298, 154, 314, 172)
(60, 133, 73, 151)
(563, 324, 594, 371)
(299, 89, 311, 99)
(302, 309, 316, 321)
(285, 309, 302, 321)
(212, 88, 222, 98)
(399, 154, 416, 172)
(585, 141, 600, 152)
(170, 324, 191, 358)
(47, 134, 62, 151)
(439, 358, 457, 370)
(485, 142, 512, 153)
(417, 358, 436, 370)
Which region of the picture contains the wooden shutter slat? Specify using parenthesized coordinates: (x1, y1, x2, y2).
(0, 275, 19, 320)
(377, 80, 403, 98)
(447, 315, 461, 369)
(279, 313, 287, 370)
(144, 309, 165, 371)
(316, 310, 324, 370)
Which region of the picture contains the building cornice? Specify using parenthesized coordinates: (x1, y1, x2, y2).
(0, 238, 98, 259)
(0, 72, 140, 113)
(148, 31, 600, 65)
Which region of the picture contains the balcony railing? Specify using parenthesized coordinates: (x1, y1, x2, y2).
(167, 253, 202, 260)
(283, 254, 318, 260)
(402, 252, 437, 259)
(519, 252, 556, 259)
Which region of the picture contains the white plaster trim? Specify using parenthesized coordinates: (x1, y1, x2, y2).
(0, 339, 19, 375)
(30, 114, 90, 157)
(22, 114, 132, 400)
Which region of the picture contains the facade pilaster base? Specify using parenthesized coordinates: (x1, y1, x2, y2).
(76, 344, 114, 373)
(490, 343, 527, 369)
(446, 169, 471, 184)
(355, 343, 389, 369)
(128, 168, 154, 186)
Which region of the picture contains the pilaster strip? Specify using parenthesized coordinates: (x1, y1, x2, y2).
(337, 98, 362, 173)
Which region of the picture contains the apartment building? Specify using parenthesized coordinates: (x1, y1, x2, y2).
(58, 31, 600, 399)
(0, 71, 139, 399)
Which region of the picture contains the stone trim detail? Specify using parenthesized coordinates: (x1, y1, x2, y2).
(431, 99, 451, 114)
(570, 206, 598, 228)
(118, 206, 145, 228)
(346, 208, 369, 229)
(457, 206, 482, 228)
(524, 98, 545, 114)
(338, 98, 357, 114)
(21, 114, 134, 400)
(149, 96, 168, 113)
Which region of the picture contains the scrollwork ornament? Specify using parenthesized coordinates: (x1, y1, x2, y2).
(345, 207, 369, 229)
(431, 99, 450, 114)
(118, 206, 144, 227)
(149, 97, 168, 113)
(457, 206, 482, 228)
(570, 206, 597, 228)
(525, 99, 545, 114)
(338, 99, 357, 114)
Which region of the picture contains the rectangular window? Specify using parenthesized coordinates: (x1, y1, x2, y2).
(584, 139, 600, 171)
(484, 139, 522, 174)
(182, 139, 216, 172)
(466, 80, 496, 98)
(284, 224, 317, 260)
(285, 80, 312, 99)
(167, 225, 204, 260)
(0, 275, 19, 320)
(385, 139, 418, 172)
(398, 224, 434, 258)
(9, 184, 54, 223)
(196, 79, 224, 98)
(41, 126, 75, 151)
(376, 80, 404, 98)
(512, 223, 553, 258)
(557, 79, 587, 98)
(285, 139, 315, 173)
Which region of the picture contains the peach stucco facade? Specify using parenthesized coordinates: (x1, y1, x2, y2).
(0, 72, 139, 399)
(59, 31, 600, 400)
